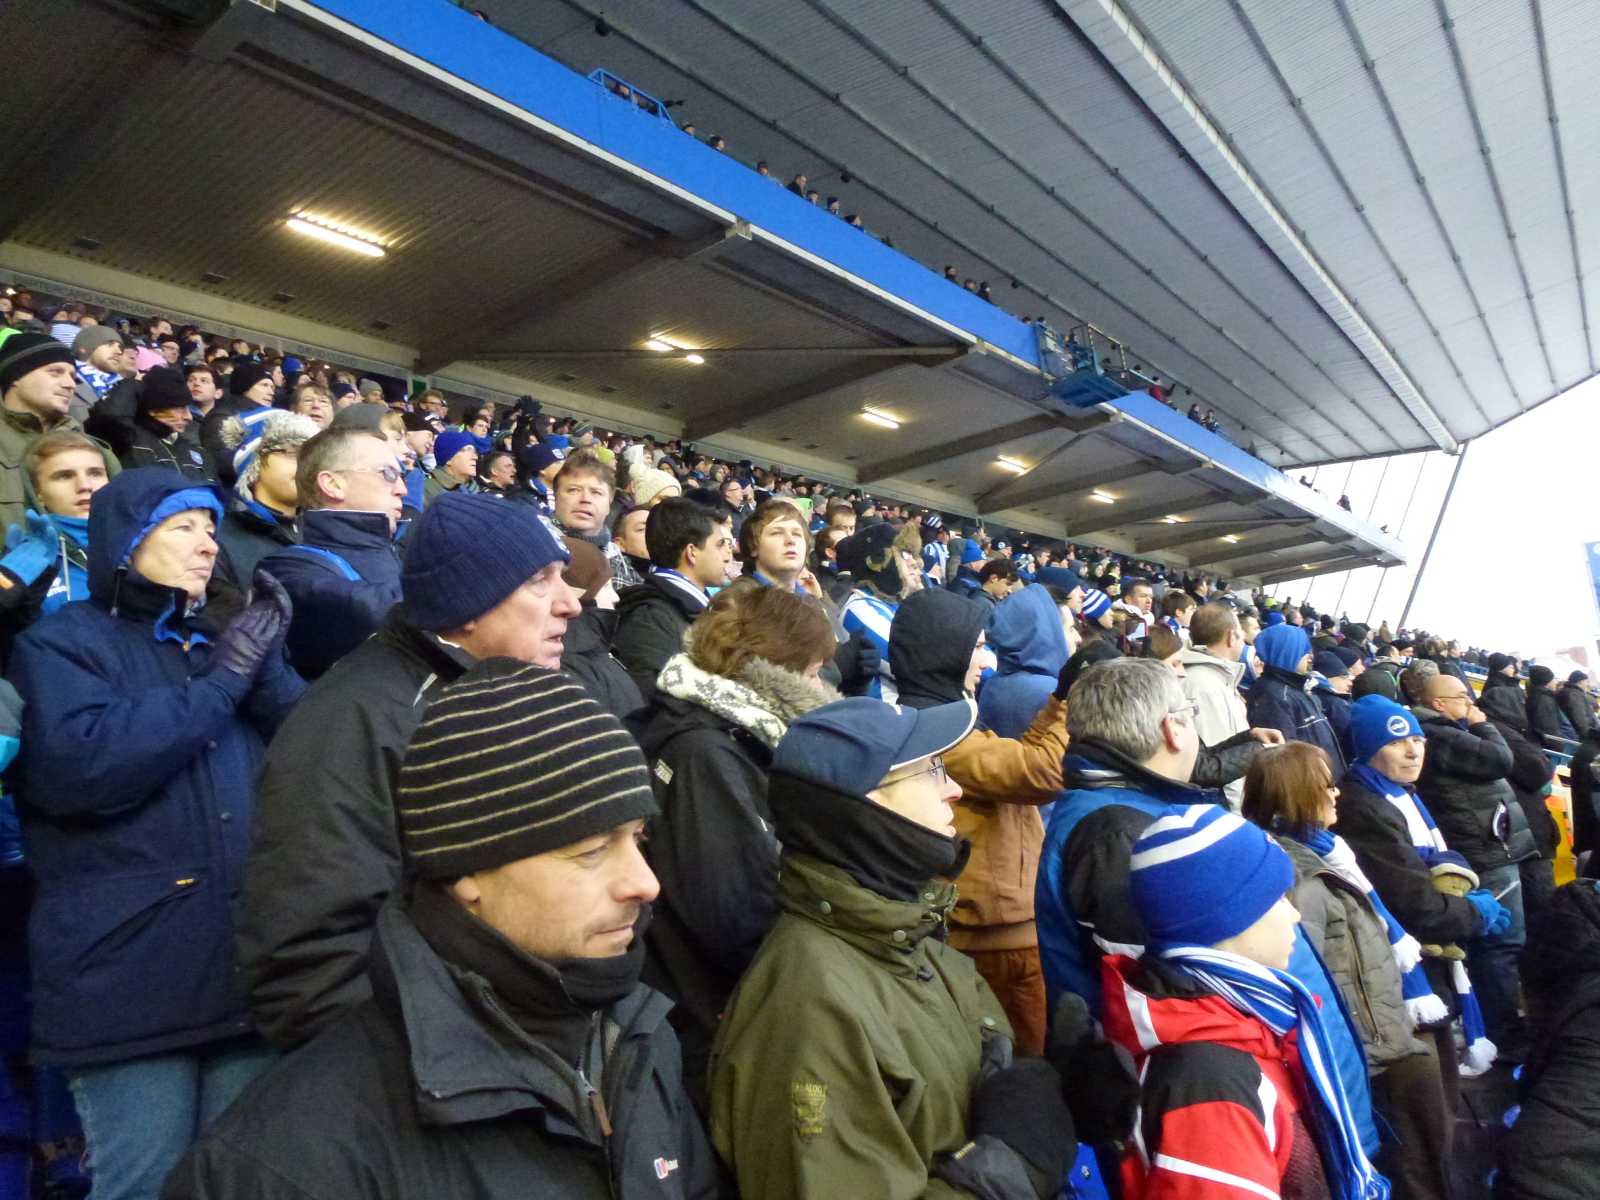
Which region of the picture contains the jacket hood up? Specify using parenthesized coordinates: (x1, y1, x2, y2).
(889, 587, 987, 709)
(987, 583, 1068, 678)
(1254, 623, 1312, 673)
(85, 466, 225, 609)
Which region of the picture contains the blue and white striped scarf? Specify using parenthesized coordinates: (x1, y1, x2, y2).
(1160, 944, 1390, 1200)
(1346, 764, 1495, 1070)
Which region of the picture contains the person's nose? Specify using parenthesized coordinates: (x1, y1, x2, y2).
(617, 838, 660, 904)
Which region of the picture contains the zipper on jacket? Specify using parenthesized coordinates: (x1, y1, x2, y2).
(578, 1010, 618, 1199)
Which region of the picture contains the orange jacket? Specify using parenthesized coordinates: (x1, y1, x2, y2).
(944, 696, 1067, 952)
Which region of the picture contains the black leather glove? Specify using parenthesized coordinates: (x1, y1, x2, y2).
(1047, 992, 1140, 1148)
(833, 630, 881, 695)
(209, 570, 292, 681)
(968, 1058, 1076, 1189)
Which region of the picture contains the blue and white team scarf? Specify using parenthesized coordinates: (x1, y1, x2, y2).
(1159, 944, 1390, 1200)
(1346, 764, 1496, 1071)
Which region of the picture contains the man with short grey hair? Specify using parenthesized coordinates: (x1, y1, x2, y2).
(1034, 657, 1206, 1009)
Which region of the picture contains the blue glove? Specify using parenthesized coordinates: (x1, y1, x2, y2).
(1465, 888, 1511, 937)
(0, 512, 58, 587)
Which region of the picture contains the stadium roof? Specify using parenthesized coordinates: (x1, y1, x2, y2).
(507, 0, 1599, 467)
(0, 0, 1434, 581)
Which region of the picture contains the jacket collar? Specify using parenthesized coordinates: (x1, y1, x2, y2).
(298, 506, 397, 554)
(776, 853, 956, 975)
(1178, 645, 1244, 688)
(1062, 737, 1206, 805)
(366, 898, 670, 1133)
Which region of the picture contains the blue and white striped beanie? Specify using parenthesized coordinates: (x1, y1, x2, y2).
(1130, 805, 1296, 948)
(1080, 588, 1112, 619)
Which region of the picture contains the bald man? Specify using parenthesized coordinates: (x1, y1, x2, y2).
(1415, 672, 1533, 1058)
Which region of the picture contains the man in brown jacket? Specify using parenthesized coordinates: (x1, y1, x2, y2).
(890, 588, 1067, 1053)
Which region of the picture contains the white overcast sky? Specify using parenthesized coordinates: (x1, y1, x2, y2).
(1266, 372, 1600, 662)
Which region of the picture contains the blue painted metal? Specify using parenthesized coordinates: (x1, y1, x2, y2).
(300, 0, 1038, 366)
(1103, 389, 1406, 560)
(585, 68, 675, 123)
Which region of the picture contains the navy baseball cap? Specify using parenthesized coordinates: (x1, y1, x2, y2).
(773, 698, 977, 798)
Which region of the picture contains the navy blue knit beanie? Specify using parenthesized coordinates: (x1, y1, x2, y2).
(1130, 805, 1295, 948)
(402, 491, 570, 631)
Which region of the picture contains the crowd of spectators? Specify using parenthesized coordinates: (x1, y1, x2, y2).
(0, 292, 1595, 1200)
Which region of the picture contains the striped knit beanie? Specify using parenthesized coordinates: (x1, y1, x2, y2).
(396, 659, 657, 879)
(1080, 587, 1112, 620)
(1130, 804, 1295, 948)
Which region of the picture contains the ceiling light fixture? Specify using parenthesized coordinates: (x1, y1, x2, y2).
(860, 407, 900, 430)
(1222, 534, 1240, 543)
(995, 455, 1027, 474)
(684, 353, 705, 365)
(644, 338, 672, 352)
(1088, 491, 1116, 504)
(285, 212, 386, 257)
(644, 333, 705, 364)
(1161, 514, 1184, 524)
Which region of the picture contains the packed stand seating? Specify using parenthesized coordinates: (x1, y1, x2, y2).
(1, 293, 1593, 1199)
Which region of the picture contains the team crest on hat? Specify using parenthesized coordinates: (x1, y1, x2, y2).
(1386, 714, 1411, 737)
(538, 514, 567, 551)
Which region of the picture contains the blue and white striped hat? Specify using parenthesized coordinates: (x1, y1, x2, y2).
(1129, 804, 1295, 949)
(1080, 588, 1112, 620)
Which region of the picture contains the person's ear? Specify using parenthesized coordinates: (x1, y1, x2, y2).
(1161, 713, 1183, 754)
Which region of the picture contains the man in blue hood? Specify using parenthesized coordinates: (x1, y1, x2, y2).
(1247, 621, 1346, 773)
(8, 467, 305, 1196)
(977, 583, 1070, 738)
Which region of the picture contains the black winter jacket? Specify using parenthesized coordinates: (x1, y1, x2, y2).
(238, 610, 473, 1050)
(637, 693, 778, 1102)
(1526, 687, 1574, 747)
(1570, 734, 1600, 862)
(560, 605, 645, 723)
(612, 574, 705, 699)
(214, 497, 297, 590)
(1497, 882, 1600, 1200)
(1413, 709, 1535, 870)
(119, 420, 216, 482)
(166, 901, 724, 1200)
(1557, 682, 1593, 739)
(1331, 769, 1482, 947)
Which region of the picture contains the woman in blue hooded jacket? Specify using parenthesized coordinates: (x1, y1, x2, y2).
(8, 467, 305, 1199)
(1248, 622, 1347, 774)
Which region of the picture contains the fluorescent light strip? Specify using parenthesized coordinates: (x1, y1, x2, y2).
(285, 216, 385, 258)
(1088, 491, 1115, 504)
(860, 408, 900, 430)
(995, 456, 1027, 474)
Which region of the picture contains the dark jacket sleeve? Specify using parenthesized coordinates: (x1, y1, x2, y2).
(1497, 1005, 1600, 1200)
(1332, 793, 1480, 944)
(1062, 805, 1156, 950)
(9, 626, 251, 816)
(1192, 729, 1259, 790)
(83, 377, 140, 459)
(1428, 721, 1515, 781)
(1245, 685, 1295, 743)
(651, 732, 779, 978)
(613, 599, 688, 696)
(1558, 688, 1594, 738)
(238, 687, 412, 1050)
(1527, 692, 1568, 746)
(265, 553, 402, 679)
(162, 1138, 330, 1200)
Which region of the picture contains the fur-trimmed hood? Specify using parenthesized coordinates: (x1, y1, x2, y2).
(653, 642, 839, 749)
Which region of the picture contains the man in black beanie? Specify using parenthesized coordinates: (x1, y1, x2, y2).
(0, 331, 104, 530)
(239, 491, 582, 1050)
(117, 366, 216, 480)
(169, 660, 724, 1199)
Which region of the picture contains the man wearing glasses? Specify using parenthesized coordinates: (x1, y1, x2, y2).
(709, 697, 1080, 1200)
(258, 428, 408, 679)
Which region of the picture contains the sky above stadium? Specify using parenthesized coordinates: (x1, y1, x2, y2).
(1268, 372, 1600, 663)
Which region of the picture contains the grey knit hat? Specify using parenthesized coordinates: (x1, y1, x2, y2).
(395, 659, 657, 879)
(222, 409, 321, 498)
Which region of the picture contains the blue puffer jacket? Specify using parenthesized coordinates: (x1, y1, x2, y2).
(1247, 624, 1346, 773)
(8, 468, 305, 1066)
(976, 584, 1068, 738)
(258, 508, 404, 679)
(1035, 739, 1378, 1153)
